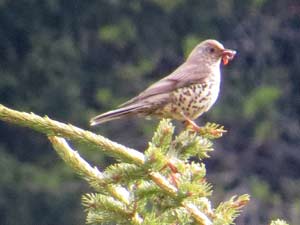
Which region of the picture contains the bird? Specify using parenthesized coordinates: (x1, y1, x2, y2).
(90, 39, 236, 132)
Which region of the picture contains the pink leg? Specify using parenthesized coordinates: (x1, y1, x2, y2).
(180, 112, 201, 132)
(181, 113, 226, 137)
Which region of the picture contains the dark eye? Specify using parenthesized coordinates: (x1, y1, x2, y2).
(209, 47, 215, 53)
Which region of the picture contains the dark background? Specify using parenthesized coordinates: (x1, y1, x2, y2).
(0, 0, 299, 224)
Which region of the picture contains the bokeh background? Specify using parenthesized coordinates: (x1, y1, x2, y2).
(0, 0, 299, 224)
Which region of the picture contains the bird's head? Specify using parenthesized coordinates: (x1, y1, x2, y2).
(187, 39, 236, 66)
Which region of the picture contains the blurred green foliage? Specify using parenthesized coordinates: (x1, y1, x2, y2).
(0, 0, 299, 224)
(99, 19, 137, 47)
(243, 86, 281, 120)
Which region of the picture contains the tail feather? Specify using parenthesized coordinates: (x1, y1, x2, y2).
(90, 104, 147, 126)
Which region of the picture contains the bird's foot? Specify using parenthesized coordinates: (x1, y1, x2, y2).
(183, 119, 202, 132)
(204, 127, 226, 138)
(202, 122, 227, 138)
(183, 119, 226, 138)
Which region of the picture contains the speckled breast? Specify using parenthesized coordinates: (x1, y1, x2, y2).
(155, 81, 220, 121)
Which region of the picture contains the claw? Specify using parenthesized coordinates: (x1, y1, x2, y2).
(182, 114, 226, 138)
(207, 128, 226, 138)
(183, 119, 202, 132)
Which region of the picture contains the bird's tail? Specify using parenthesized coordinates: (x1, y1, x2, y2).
(90, 104, 147, 126)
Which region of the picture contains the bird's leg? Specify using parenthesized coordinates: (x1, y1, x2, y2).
(181, 113, 225, 137)
(183, 118, 202, 132)
(181, 113, 202, 132)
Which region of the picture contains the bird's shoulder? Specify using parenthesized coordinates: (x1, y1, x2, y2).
(120, 62, 211, 107)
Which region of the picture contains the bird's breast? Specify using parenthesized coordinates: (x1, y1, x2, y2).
(205, 67, 221, 111)
(154, 83, 220, 121)
(153, 67, 221, 121)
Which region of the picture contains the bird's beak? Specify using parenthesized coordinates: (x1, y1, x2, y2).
(221, 49, 237, 65)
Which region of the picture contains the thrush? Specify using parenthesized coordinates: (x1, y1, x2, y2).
(90, 39, 236, 131)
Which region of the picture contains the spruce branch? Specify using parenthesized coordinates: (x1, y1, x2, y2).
(213, 194, 250, 225)
(150, 118, 174, 153)
(82, 193, 134, 224)
(49, 136, 131, 204)
(182, 202, 212, 225)
(104, 163, 145, 184)
(0, 104, 263, 224)
(270, 219, 289, 225)
(0, 104, 145, 164)
(199, 122, 227, 139)
(50, 136, 143, 223)
(171, 130, 213, 160)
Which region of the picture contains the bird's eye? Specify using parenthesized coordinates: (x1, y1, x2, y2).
(209, 47, 215, 53)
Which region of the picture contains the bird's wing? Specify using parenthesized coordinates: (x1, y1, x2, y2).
(120, 62, 210, 107)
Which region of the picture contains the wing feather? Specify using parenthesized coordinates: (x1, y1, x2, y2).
(121, 62, 210, 107)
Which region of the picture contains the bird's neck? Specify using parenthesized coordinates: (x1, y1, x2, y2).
(210, 63, 221, 83)
(189, 59, 221, 82)
(207, 59, 221, 82)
